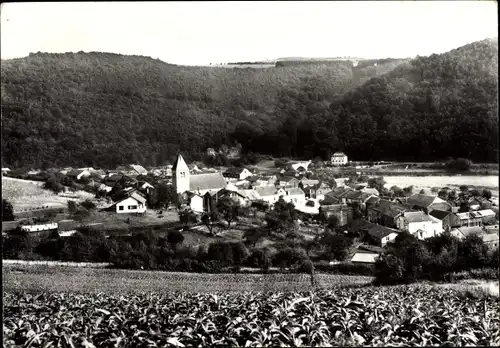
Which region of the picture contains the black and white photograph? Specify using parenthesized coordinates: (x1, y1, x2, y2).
(2, 1, 499, 346)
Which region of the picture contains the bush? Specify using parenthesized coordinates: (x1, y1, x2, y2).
(245, 248, 271, 270)
(315, 261, 375, 276)
(80, 199, 96, 210)
(167, 230, 185, 250)
(446, 158, 473, 172)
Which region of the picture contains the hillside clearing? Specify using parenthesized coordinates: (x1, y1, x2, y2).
(2, 177, 94, 212)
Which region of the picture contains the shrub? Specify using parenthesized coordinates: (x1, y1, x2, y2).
(80, 199, 96, 210)
(246, 248, 271, 270)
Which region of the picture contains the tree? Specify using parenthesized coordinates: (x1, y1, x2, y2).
(368, 176, 386, 193)
(2, 199, 15, 221)
(230, 242, 249, 269)
(67, 200, 77, 213)
(391, 186, 404, 197)
(320, 232, 353, 261)
(431, 187, 439, 196)
(459, 185, 469, 193)
(167, 229, 185, 250)
(44, 174, 64, 194)
(153, 183, 177, 209)
(403, 185, 414, 197)
(80, 199, 96, 210)
(179, 209, 197, 227)
(457, 234, 489, 269)
(246, 248, 271, 270)
(482, 189, 492, 199)
(207, 241, 233, 265)
(216, 197, 241, 229)
(243, 227, 268, 247)
(446, 158, 472, 172)
(201, 211, 220, 236)
(419, 189, 425, 194)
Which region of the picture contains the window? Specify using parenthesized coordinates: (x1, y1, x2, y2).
(180, 171, 186, 178)
(128, 205, 138, 210)
(118, 206, 124, 211)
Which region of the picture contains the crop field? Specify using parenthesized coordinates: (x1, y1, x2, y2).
(2, 177, 94, 212)
(4, 282, 499, 347)
(3, 265, 372, 295)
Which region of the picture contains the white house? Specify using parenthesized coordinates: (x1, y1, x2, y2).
(188, 194, 204, 213)
(223, 167, 253, 181)
(331, 152, 348, 166)
(2, 168, 11, 174)
(21, 223, 58, 233)
(140, 182, 155, 195)
(67, 169, 91, 181)
(288, 161, 312, 171)
(282, 187, 306, 206)
(367, 225, 400, 247)
(254, 186, 286, 205)
(111, 192, 147, 214)
(396, 211, 436, 240)
(351, 252, 379, 264)
(428, 214, 444, 236)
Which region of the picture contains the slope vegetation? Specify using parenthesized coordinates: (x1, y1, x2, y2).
(1, 39, 497, 168)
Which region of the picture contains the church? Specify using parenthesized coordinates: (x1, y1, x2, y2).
(172, 154, 227, 196)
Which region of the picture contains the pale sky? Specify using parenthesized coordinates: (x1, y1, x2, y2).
(1, 1, 498, 65)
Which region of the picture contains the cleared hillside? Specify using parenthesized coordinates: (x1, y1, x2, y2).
(1, 39, 498, 168)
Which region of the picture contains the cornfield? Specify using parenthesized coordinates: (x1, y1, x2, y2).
(4, 284, 499, 347)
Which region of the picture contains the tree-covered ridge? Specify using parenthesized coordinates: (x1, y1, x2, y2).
(1, 38, 498, 168)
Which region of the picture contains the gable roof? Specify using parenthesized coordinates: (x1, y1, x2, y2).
(255, 186, 278, 197)
(351, 252, 378, 263)
(454, 226, 485, 238)
(482, 233, 499, 243)
(300, 179, 320, 187)
(366, 196, 380, 205)
(429, 209, 452, 220)
(401, 211, 433, 223)
(407, 194, 446, 208)
(190, 173, 227, 192)
(67, 169, 87, 177)
(368, 225, 399, 239)
(239, 189, 261, 201)
(285, 188, 305, 196)
(332, 152, 347, 157)
(371, 199, 408, 218)
(130, 192, 147, 204)
(130, 164, 148, 175)
(320, 204, 352, 212)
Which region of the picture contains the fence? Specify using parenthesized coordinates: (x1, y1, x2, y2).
(2, 259, 111, 268)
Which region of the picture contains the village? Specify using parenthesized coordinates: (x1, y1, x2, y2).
(2, 147, 499, 266)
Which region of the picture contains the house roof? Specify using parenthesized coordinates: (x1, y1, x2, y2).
(348, 183, 367, 190)
(67, 169, 87, 177)
(401, 211, 433, 223)
(239, 189, 261, 201)
(368, 225, 399, 239)
(371, 199, 408, 218)
(475, 209, 496, 217)
(351, 252, 378, 263)
(224, 167, 246, 175)
(325, 187, 352, 199)
(332, 152, 347, 157)
(454, 226, 485, 238)
(285, 188, 305, 196)
(344, 190, 363, 200)
(362, 188, 380, 196)
(255, 186, 278, 197)
(281, 172, 299, 180)
(130, 192, 147, 204)
(407, 194, 445, 208)
(320, 204, 351, 212)
(130, 164, 148, 175)
(366, 196, 380, 205)
(482, 233, 499, 243)
(429, 209, 452, 220)
(300, 179, 320, 187)
(190, 173, 227, 192)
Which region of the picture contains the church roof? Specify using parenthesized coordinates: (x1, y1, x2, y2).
(189, 173, 227, 192)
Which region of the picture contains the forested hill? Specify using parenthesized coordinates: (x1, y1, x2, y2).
(1, 38, 498, 169)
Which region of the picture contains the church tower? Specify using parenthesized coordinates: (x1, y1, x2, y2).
(172, 154, 190, 194)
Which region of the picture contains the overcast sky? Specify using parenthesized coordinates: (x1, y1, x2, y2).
(1, 1, 497, 65)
